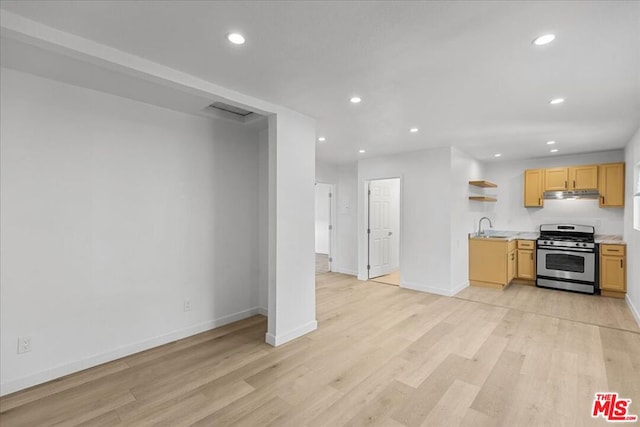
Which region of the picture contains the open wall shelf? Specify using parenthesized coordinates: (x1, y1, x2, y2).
(469, 180, 498, 202)
(469, 196, 497, 202)
(469, 180, 497, 188)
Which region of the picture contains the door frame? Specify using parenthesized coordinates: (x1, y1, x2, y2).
(363, 177, 402, 280)
(315, 181, 336, 272)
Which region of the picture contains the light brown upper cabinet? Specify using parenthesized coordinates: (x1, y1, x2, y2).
(599, 163, 625, 207)
(544, 167, 569, 191)
(524, 169, 544, 207)
(525, 162, 624, 209)
(544, 165, 598, 191)
(569, 165, 598, 190)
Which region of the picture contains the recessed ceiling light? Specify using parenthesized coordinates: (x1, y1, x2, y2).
(494, 153, 502, 157)
(227, 33, 245, 45)
(409, 127, 419, 133)
(318, 137, 326, 142)
(533, 34, 556, 46)
(550, 98, 565, 105)
(550, 149, 559, 153)
(350, 96, 362, 104)
(359, 149, 366, 153)
(546, 140, 556, 145)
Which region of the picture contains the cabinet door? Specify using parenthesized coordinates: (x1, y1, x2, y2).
(544, 168, 569, 191)
(569, 165, 598, 190)
(599, 163, 625, 207)
(524, 169, 543, 207)
(507, 250, 516, 283)
(517, 249, 535, 279)
(600, 256, 625, 292)
(469, 240, 508, 285)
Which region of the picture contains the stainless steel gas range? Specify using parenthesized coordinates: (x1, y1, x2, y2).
(536, 224, 597, 294)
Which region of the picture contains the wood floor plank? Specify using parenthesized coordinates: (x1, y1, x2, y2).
(419, 379, 480, 427)
(74, 409, 122, 427)
(0, 389, 135, 427)
(469, 350, 525, 419)
(267, 385, 344, 427)
(343, 380, 414, 426)
(391, 353, 469, 427)
(0, 360, 130, 413)
(227, 395, 291, 426)
(306, 356, 412, 427)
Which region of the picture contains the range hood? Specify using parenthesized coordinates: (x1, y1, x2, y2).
(543, 189, 600, 200)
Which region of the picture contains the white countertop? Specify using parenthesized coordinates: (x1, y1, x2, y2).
(469, 230, 539, 241)
(595, 235, 626, 245)
(469, 231, 626, 245)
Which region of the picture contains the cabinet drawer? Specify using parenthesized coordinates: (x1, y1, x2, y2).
(600, 245, 626, 256)
(517, 240, 535, 249)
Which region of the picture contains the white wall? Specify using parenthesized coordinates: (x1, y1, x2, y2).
(624, 128, 640, 326)
(258, 129, 269, 313)
(450, 148, 486, 292)
(482, 150, 625, 234)
(357, 148, 454, 295)
(316, 161, 358, 275)
(314, 183, 331, 254)
(0, 69, 262, 394)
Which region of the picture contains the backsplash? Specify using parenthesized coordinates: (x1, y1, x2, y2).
(492, 199, 624, 235)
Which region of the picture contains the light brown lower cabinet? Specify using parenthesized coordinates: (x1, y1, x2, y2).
(469, 238, 517, 289)
(600, 244, 626, 298)
(507, 248, 516, 284)
(516, 250, 535, 280)
(516, 240, 536, 281)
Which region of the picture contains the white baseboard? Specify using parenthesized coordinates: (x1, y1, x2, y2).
(0, 307, 264, 396)
(401, 280, 461, 297)
(257, 307, 268, 316)
(334, 267, 358, 276)
(451, 280, 470, 296)
(626, 295, 640, 328)
(265, 319, 318, 347)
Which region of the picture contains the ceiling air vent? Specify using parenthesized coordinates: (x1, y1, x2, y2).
(209, 102, 253, 117)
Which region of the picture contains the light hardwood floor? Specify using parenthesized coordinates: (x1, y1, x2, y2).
(456, 283, 640, 333)
(315, 253, 329, 275)
(1, 273, 639, 426)
(371, 270, 400, 286)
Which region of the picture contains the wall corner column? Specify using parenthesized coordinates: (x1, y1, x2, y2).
(265, 111, 318, 346)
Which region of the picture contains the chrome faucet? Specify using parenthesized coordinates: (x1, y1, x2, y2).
(478, 217, 493, 235)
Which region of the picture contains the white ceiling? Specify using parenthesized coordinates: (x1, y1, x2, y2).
(1, 1, 639, 165)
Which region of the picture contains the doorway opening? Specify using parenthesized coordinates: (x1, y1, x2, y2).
(366, 178, 401, 286)
(315, 182, 334, 275)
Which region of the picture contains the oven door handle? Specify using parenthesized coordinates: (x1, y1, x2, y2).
(537, 247, 594, 253)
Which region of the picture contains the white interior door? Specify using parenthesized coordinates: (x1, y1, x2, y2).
(315, 183, 331, 254)
(315, 183, 333, 272)
(368, 180, 393, 278)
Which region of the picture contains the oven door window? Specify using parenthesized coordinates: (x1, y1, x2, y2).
(545, 253, 585, 273)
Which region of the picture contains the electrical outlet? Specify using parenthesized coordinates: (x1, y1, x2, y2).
(18, 336, 31, 354)
(183, 299, 192, 312)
